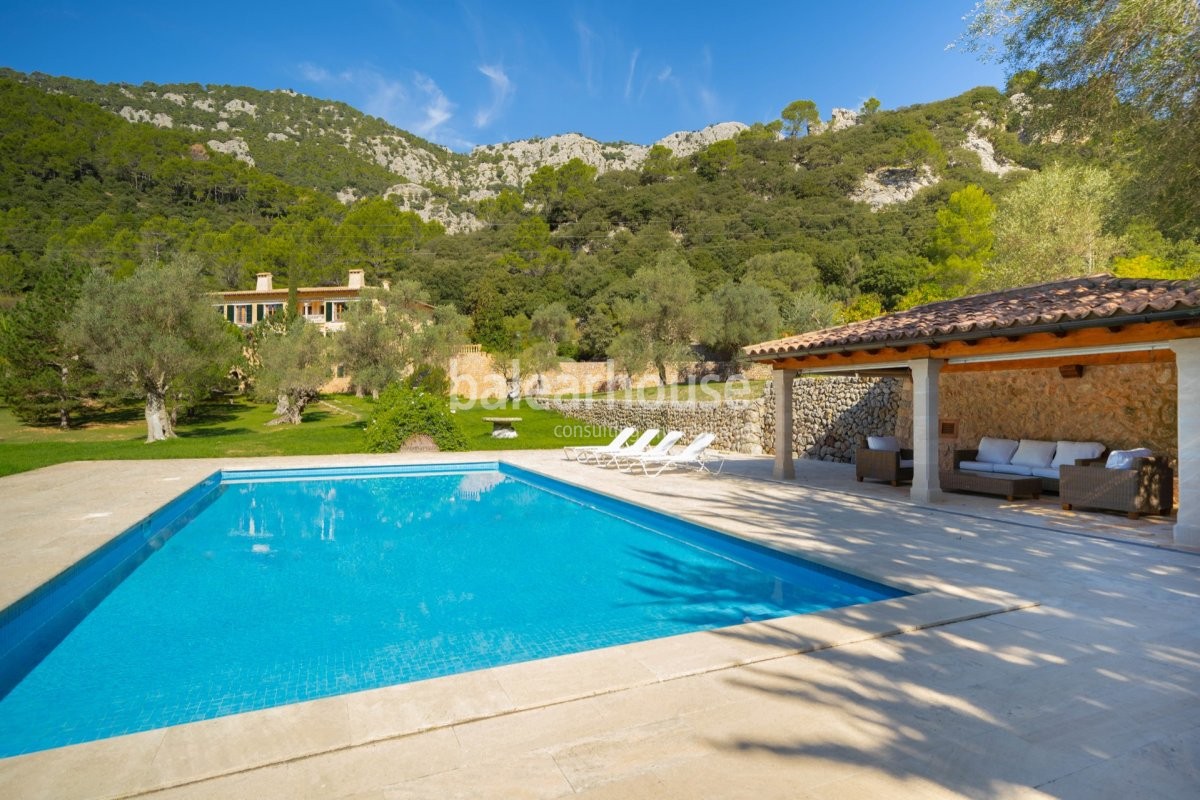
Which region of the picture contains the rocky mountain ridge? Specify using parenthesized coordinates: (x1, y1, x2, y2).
(7, 71, 754, 232)
(7, 70, 1028, 234)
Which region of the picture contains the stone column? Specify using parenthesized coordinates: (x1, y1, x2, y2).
(909, 358, 944, 503)
(772, 368, 796, 480)
(1171, 339, 1200, 547)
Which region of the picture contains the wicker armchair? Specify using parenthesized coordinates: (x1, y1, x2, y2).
(1060, 456, 1174, 519)
(855, 447, 914, 486)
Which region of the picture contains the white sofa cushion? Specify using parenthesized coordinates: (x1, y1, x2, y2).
(958, 460, 995, 472)
(1052, 440, 1105, 468)
(993, 463, 1035, 476)
(1011, 439, 1057, 469)
(1031, 466, 1060, 480)
(976, 437, 1019, 465)
(1105, 448, 1153, 470)
(867, 435, 900, 452)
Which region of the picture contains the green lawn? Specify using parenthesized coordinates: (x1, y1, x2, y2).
(0, 396, 613, 477)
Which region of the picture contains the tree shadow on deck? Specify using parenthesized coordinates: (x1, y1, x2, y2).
(618, 470, 1200, 796)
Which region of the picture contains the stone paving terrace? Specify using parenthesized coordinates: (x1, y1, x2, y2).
(0, 451, 1197, 798)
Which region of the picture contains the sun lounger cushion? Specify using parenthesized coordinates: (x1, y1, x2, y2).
(1051, 440, 1105, 469)
(867, 435, 900, 452)
(1030, 467, 1060, 480)
(1104, 448, 1154, 470)
(958, 460, 995, 472)
(1011, 439, 1057, 469)
(976, 437, 1020, 465)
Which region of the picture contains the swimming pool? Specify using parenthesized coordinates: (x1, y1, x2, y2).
(0, 462, 906, 756)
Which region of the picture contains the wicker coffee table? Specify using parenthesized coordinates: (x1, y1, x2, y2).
(940, 471, 1042, 501)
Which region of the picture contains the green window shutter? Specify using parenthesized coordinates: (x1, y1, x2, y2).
(256, 304, 264, 322)
(324, 301, 333, 322)
(226, 305, 235, 322)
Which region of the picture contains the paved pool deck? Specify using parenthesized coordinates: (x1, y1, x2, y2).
(1, 451, 1198, 799)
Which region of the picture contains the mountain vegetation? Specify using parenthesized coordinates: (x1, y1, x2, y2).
(2, 0, 1199, 433)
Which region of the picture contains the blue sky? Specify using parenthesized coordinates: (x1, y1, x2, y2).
(0, 1, 1006, 151)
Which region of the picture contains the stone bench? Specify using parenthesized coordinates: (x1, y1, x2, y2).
(483, 417, 521, 439)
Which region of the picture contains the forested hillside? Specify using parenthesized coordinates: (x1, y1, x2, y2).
(1, 68, 1196, 367)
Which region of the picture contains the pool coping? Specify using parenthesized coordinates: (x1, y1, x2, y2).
(0, 457, 1038, 798)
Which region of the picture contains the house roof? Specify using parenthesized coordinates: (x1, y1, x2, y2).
(745, 275, 1200, 360)
(216, 286, 364, 299)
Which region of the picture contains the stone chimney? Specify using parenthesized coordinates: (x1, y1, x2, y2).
(348, 269, 365, 289)
(255, 272, 273, 291)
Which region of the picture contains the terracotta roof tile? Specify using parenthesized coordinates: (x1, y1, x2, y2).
(745, 274, 1200, 358)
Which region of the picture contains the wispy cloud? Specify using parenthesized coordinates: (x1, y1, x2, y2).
(294, 61, 470, 147)
(636, 64, 675, 104)
(575, 19, 596, 94)
(299, 62, 332, 83)
(412, 73, 454, 136)
(697, 45, 721, 119)
(475, 64, 513, 128)
(623, 49, 640, 101)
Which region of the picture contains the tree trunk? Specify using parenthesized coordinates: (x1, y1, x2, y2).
(656, 361, 668, 386)
(58, 364, 70, 430)
(145, 391, 175, 442)
(266, 391, 310, 425)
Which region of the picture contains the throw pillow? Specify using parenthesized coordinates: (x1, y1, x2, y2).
(1010, 439, 1058, 468)
(976, 437, 1019, 465)
(1105, 448, 1154, 470)
(1051, 441, 1105, 469)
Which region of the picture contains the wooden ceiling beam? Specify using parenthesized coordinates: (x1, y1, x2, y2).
(940, 348, 1173, 374)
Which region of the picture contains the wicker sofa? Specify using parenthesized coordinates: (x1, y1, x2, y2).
(953, 437, 1106, 495)
(1060, 455, 1174, 519)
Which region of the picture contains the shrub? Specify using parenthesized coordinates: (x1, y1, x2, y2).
(407, 364, 451, 396)
(365, 383, 468, 453)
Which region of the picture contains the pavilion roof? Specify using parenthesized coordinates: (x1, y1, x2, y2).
(746, 275, 1200, 360)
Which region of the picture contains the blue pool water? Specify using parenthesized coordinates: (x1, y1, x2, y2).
(0, 463, 906, 756)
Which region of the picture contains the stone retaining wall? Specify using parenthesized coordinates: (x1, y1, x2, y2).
(544, 363, 1177, 472)
(450, 354, 770, 400)
(542, 398, 763, 454)
(763, 376, 903, 461)
(544, 375, 901, 460)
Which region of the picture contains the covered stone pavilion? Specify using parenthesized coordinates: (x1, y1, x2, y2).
(744, 275, 1200, 547)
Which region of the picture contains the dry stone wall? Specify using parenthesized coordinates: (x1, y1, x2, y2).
(542, 398, 763, 454)
(895, 363, 1179, 471)
(544, 375, 901, 459)
(450, 353, 769, 400)
(762, 376, 903, 461)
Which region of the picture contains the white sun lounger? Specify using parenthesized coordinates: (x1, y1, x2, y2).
(563, 427, 636, 461)
(621, 432, 723, 476)
(607, 430, 684, 469)
(582, 428, 659, 465)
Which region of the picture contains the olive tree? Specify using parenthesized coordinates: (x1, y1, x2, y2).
(611, 252, 701, 385)
(987, 164, 1118, 288)
(254, 320, 329, 425)
(70, 257, 239, 442)
(700, 280, 780, 364)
